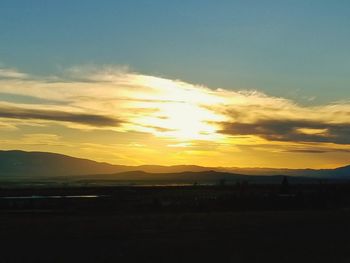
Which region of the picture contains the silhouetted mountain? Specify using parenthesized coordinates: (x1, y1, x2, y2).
(83, 170, 244, 182)
(0, 150, 349, 181)
(135, 165, 210, 173)
(332, 165, 350, 178)
(0, 150, 130, 177)
(79, 170, 325, 184)
(221, 166, 350, 178)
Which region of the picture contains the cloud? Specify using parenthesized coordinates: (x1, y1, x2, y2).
(0, 105, 121, 127)
(0, 65, 349, 148)
(0, 68, 29, 79)
(219, 120, 350, 144)
(285, 147, 350, 154)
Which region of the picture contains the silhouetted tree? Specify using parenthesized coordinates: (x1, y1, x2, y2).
(280, 176, 290, 194)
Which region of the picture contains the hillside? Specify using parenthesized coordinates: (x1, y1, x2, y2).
(0, 150, 348, 180)
(0, 150, 127, 177)
(79, 170, 324, 184)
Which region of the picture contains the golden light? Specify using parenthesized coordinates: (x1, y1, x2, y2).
(129, 77, 227, 141)
(296, 128, 329, 136)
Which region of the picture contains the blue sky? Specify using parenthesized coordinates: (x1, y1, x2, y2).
(1, 0, 350, 103)
(0, 1, 350, 168)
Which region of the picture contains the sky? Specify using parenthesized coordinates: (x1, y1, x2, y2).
(0, 0, 349, 168)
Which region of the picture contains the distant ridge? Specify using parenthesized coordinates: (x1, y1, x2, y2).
(0, 150, 349, 179)
(0, 150, 126, 177)
(79, 170, 325, 184)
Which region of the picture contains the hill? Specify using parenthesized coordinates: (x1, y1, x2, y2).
(0, 150, 128, 177)
(79, 170, 324, 184)
(0, 150, 348, 180)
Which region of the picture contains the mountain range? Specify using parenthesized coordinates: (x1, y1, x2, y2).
(0, 150, 349, 183)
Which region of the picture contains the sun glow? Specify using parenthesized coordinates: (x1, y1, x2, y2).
(1, 65, 350, 168)
(130, 77, 226, 141)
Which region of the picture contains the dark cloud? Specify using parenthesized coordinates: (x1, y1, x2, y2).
(0, 106, 121, 127)
(286, 148, 350, 154)
(141, 125, 176, 132)
(286, 149, 328, 154)
(219, 119, 350, 144)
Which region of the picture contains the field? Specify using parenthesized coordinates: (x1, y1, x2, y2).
(1, 185, 350, 262)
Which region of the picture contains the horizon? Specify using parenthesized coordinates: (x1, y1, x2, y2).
(0, 1, 349, 169)
(1, 149, 348, 170)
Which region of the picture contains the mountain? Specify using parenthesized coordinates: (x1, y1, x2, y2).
(79, 170, 323, 184)
(0, 150, 216, 178)
(82, 170, 244, 182)
(0, 150, 348, 180)
(218, 166, 350, 178)
(331, 165, 350, 178)
(0, 150, 128, 177)
(129, 165, 350, 178)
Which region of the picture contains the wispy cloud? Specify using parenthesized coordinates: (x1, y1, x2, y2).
(0, 65, 349, 155)
(219, 120, 350, 144)
(0, 104, 121, 127)
(0, 68, 29, 79)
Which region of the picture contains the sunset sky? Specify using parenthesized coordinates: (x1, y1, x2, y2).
(0, 1, 349, 168)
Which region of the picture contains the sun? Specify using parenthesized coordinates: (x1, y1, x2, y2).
(130, 77, 226, 141)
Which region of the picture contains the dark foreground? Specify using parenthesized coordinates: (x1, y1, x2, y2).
(1, 184, 350, 263)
